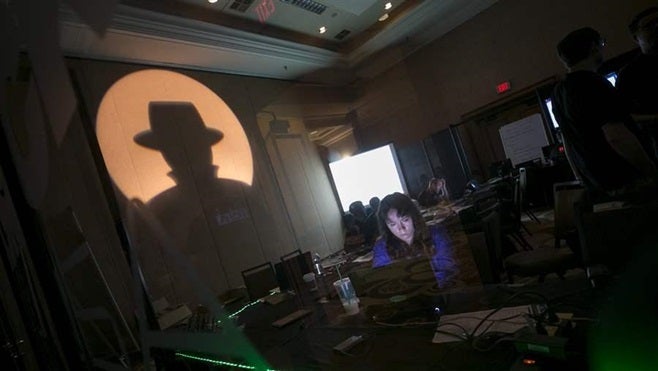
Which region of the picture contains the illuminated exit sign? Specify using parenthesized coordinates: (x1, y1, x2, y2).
(496, 81, 511, 94)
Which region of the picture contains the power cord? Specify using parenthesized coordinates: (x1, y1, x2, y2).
(469, 291, 549, 339)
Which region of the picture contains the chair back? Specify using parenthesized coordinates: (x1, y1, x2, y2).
(553, 181, 585, 243)
(518, 168, 528, 208)
(576, 201, 658, 272)
(279, 250, 313, 295)
(473, 208, 503, 283)
(241, 262, 279, 301)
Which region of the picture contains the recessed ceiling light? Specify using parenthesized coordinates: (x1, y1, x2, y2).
(208, 0, 218, 4)
(319, 26, 327, 34)
(378, 13, 389, 22)
(385, 2, 392, 10)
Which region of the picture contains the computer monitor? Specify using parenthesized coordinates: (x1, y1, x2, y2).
(604, 71, 617, 86)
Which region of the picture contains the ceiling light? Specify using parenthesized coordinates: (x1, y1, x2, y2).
(208, 0, 218, 3)
(378, 13, 389, 22)
(385, 2, 392, 10)
(319, 26, 327, 34)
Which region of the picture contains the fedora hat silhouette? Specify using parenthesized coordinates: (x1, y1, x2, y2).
(134, 102, 223, 149)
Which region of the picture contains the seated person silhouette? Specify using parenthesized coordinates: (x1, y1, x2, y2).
(417, 178, 449, 207)
(349, 201, 379, 245)
(342, 212, 365, 251)
(131, 102, 260, 305)
(372, 193, 453, 280)
(368, 196, 380, 216)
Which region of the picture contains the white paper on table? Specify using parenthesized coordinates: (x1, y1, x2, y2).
(432, 305, 530, 343)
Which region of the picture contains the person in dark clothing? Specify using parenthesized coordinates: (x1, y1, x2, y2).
(616, 7, 658, 159)
(348, 201, 379, 245)
(617, 7, 658, 115)
(551, 27, 657, 197)
(368, 196, 380, 216)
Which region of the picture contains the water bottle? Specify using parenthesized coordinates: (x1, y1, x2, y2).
(312, 252, 323, 276)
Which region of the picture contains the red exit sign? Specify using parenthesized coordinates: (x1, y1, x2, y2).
(496, 81, 511, 94)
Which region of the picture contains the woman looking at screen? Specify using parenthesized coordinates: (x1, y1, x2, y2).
(372, 192, 450, 269)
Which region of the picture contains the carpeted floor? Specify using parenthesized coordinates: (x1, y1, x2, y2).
(510, 208, 586, 284)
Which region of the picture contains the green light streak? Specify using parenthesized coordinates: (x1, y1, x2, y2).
(175, 352, 277, 371)
(228, 298, 262, 318)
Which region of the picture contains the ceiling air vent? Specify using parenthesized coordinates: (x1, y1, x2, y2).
(229, 0, 256, 13)
(334, 29, 351, 40)
(279, 0, 327, 15)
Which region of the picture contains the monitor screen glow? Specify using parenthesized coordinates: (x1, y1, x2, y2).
(329, 144, 407, 212)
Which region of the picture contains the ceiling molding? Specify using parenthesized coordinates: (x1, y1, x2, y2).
(59, 4, 345, 81)
(58, 0, 499, 84)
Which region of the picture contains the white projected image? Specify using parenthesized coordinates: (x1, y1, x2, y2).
(329, 144, 407, 212)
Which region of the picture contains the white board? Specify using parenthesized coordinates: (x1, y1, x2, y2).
(498, 113, 549, 166)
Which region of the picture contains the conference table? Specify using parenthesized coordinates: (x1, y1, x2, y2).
(156, 189, 658, 370)
(205, 195, 599, 370)
(225, 276, 599, 370)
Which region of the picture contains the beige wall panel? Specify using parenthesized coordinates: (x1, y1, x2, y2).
(266, 132, 343, 257)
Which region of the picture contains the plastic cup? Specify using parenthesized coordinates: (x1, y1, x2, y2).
(333, 277, 359, 315)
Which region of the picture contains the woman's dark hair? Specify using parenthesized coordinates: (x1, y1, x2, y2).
(376, 192, 431, 259)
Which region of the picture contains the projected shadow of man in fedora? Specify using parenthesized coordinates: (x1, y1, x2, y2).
(131, 101, 260, 303)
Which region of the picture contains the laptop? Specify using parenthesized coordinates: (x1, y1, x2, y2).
(348, 255, 439, 300)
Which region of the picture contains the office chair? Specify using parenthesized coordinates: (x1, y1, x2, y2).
(280, 249, 302, 261)
(518, 167, 541, 223)
(481, 208, 577, 283)
(279, 250, 313, 297)
(241, 262, 279, 301)
(575, 198, 658, 278)
(499, 178, 533, 250)
(553, 181, 585, 250)
(473, 210, 504, 284)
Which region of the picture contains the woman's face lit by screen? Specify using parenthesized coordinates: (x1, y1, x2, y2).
(385, 208, 415, 245)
